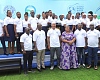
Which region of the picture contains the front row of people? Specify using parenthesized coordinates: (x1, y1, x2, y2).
(20, 22, 100, 75)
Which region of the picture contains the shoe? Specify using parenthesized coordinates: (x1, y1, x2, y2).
(50, 66, 54, 70)
(78, 63, 81, 68)
(37, 69, 42, 72)
(94, 66, 98, 70)
(83, 64, 85, 68)
(18, 52, 21, 54)
(10, 53, 14, 55)
(58, 66, 62, 69)
(24, 72, 28, 75)
(4, 53, 9, 55)
(28, 70, 35, 73)
(87, 65, 91, 69)
(42, 67, 46, 70)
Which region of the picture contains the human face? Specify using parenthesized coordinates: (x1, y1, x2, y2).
(51, 23, 56, 29)
(24, 14, 28, 20)
(76, 13, 80, 19)
(90, 15, 93, 21)
(30, 11, 34, 17)
(37, 24, 42, 31)
(88, 15, 91, 19)
(67, 14, 71, 19)
(65, 26, 70, 32)
(90, 24, 94, 30)
(7, 10, 12, 17)
(25, 28, 30, 34)
(72, 16, 74, 19)
(17, 12, 21, 18)
(49, 11, 52, 16)
(83, 15, 86, 18)
(77, 24, 82, 30)
(42, 13, 46, 19)
(60, 15, 63, 20)
(55, 15, 58, 19)
(93, 15, 97, 19)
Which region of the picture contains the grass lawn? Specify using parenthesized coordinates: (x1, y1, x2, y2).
(0, 67, 100, 80)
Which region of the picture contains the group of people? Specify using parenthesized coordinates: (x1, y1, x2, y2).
(0, 9, 100, 75)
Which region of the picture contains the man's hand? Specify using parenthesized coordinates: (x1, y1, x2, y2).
(23, 50, 26, 54)
(48, 45, 50, 50)
(98, 45, 100, 49)
(32, 30, 35, 33)
(15, 33, 18, 38)
(35, 47, 38, 52)
(1, 33, 4, 37)
(84, 45, 87, 49)
(6, 33, 9, 37)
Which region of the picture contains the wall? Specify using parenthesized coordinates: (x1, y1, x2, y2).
(0, 0, 100, 19)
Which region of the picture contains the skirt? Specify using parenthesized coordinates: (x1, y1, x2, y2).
(42, 26, 48, 36)
(5, 24, 15, 42)
(69, 25, 73, 30)
(23, 27, 26, 34)
(60, 26, 65, 34)
(82, 25, 87, 30)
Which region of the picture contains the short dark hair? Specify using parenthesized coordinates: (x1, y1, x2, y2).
(7, 10, 11, 16)
(24, 12, 28, 16)
(88, 11, 93, 16)
(81, 12, 84, 15)
(42, 11, 45, 14)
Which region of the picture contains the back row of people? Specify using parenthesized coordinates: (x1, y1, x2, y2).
(0, 10, 100, 55)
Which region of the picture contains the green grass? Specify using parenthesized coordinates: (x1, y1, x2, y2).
(0, 67, 100, 80)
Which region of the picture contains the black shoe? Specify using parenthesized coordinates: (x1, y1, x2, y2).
(11, 53, 14, 55)
(4, 53, 9, 55)
(37, 69, 42, 72)
(28, 70, 35, 73)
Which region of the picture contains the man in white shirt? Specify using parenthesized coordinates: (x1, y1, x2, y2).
(58, 15, 65, 34)
(14, 12, 23, 53)
(75, 13, 81, 30)
(36, 14, 41, 19)
(86, 24, 100, 70)
(48, 10, 53, 23)
(74, 23, 86, 67)
(33, 23, 46, 72)
(98, 19, 100, 31)
(80, 13, 87, 30)
(22, 13, 30, 33)
(20, 27, 33, 75)
(71, 14, 76, 32)
(47, 22, 61, 70)
(47, 10, 53, 29)
(28, 10, 38, 35)
(93, 14, 99, 29)
(0, 19, 7, 55)
(65, 14, 75, 32)
(86, 14, 98, 31)
(51, 13, 58, 23)
(38, 12, 48, 36)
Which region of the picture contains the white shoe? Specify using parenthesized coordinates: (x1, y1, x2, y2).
(58, 66, 62, 69)
(83, 64, 85, 68)
(78, 63, 81, 68)
(50, 66, 54, 70)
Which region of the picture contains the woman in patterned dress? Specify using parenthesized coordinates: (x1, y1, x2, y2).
(60, 25, 78, 70)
